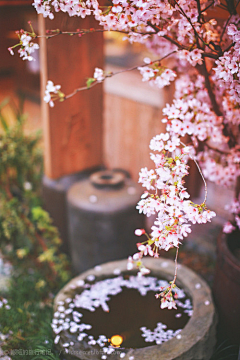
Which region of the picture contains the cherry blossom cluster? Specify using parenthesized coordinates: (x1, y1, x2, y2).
(135, 134, 215, 250)
(127, 133, 215, 307)
(223, 195, 240, 234)
(138, 59, 177, 89)
(9, 0, 240, 308)
(198, 151, 240, 188)
(164, 96, 223, 143)
(31, 0, 219, 49)
(177, 49, 204, 67)
(8, 28, 39, 62)
(141, 322, 182, 344)
(43, 80, 64, 107)
(155, 282, 179, 310)
(93, 67, 105, 82)
(213, 20, 240, 105)
(159, 70, 240, 189)
(32, 0, 92, 19)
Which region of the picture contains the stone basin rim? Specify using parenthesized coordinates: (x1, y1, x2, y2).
(54, 257, 216, 360)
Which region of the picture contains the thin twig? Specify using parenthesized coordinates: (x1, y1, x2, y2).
(220, 14, 232, 44)
(196, 0, 202, 24)
(64, 79, 100, 100)
(64, 51, 177, 100)
(38, 27, 159, 40)
(146, 21, 188, 50)
(192, 155, 208, 204)
(38, 23, 220, 61)
(220, 2, 228, 9)
(196, 60, 222, 116)
(201, 1, 215, 13)
(173, 247, 179, 285)
(202, 52, 219, 60)
(180, 141, 208, 204)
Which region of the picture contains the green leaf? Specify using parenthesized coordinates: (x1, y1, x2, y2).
(86, 77, 96, 88)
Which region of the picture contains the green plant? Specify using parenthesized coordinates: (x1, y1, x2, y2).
(0, 98, 71, 359)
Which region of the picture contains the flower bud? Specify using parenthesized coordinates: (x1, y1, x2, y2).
(135, 229, 146, 236)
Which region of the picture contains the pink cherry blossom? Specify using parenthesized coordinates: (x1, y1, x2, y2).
(93, 68, 105, 81)
(135, 229, 146, 236)
(12, 0, 240, 306)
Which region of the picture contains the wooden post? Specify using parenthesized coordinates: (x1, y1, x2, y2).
(39, 12, 104, 179)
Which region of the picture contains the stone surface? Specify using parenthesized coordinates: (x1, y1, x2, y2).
(67, 174, 145, 274)
(42, 166, 103, 254)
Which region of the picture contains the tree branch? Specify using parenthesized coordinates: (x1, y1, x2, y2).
(201, 1, 215, 13)
(64, 51, 177, 100)
(173, 0, 219, 54)
(196, 0, 202, 24)
(146, 21, 188, 49)
(226, 0, 237, 14)
(196, 60, 237, 148)
(196, 61, 222, 116)
(220, 14, 232, 44)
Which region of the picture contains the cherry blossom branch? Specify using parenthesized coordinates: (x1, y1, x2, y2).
(202, 52, 219, 60)
(219, 2, 229, 10)
(173, 0, 218, 54)
(43, 22, 222, 62)
(196, 60, 237, 148)
(172, 247, 179, 287)
(147, 21, 188, 50)
(193, 156, 208, 204)
(40, 27, 154, 39)
(180, 141, 208, 204)
(50, 51, 178, 103)
(147, 21, 219, 60)
(226, 0, 238, 14)
(196, 61, 222, 116)
(64, 79, 100, 100)
(196, 0, 202, 23)
(158, 247, 179, 307)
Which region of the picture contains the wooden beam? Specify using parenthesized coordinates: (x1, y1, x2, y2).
(0, 0, 33, 6)
(39, 13, 104, 179)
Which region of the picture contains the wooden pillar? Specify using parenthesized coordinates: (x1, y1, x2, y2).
(39, 12, 104, 179)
